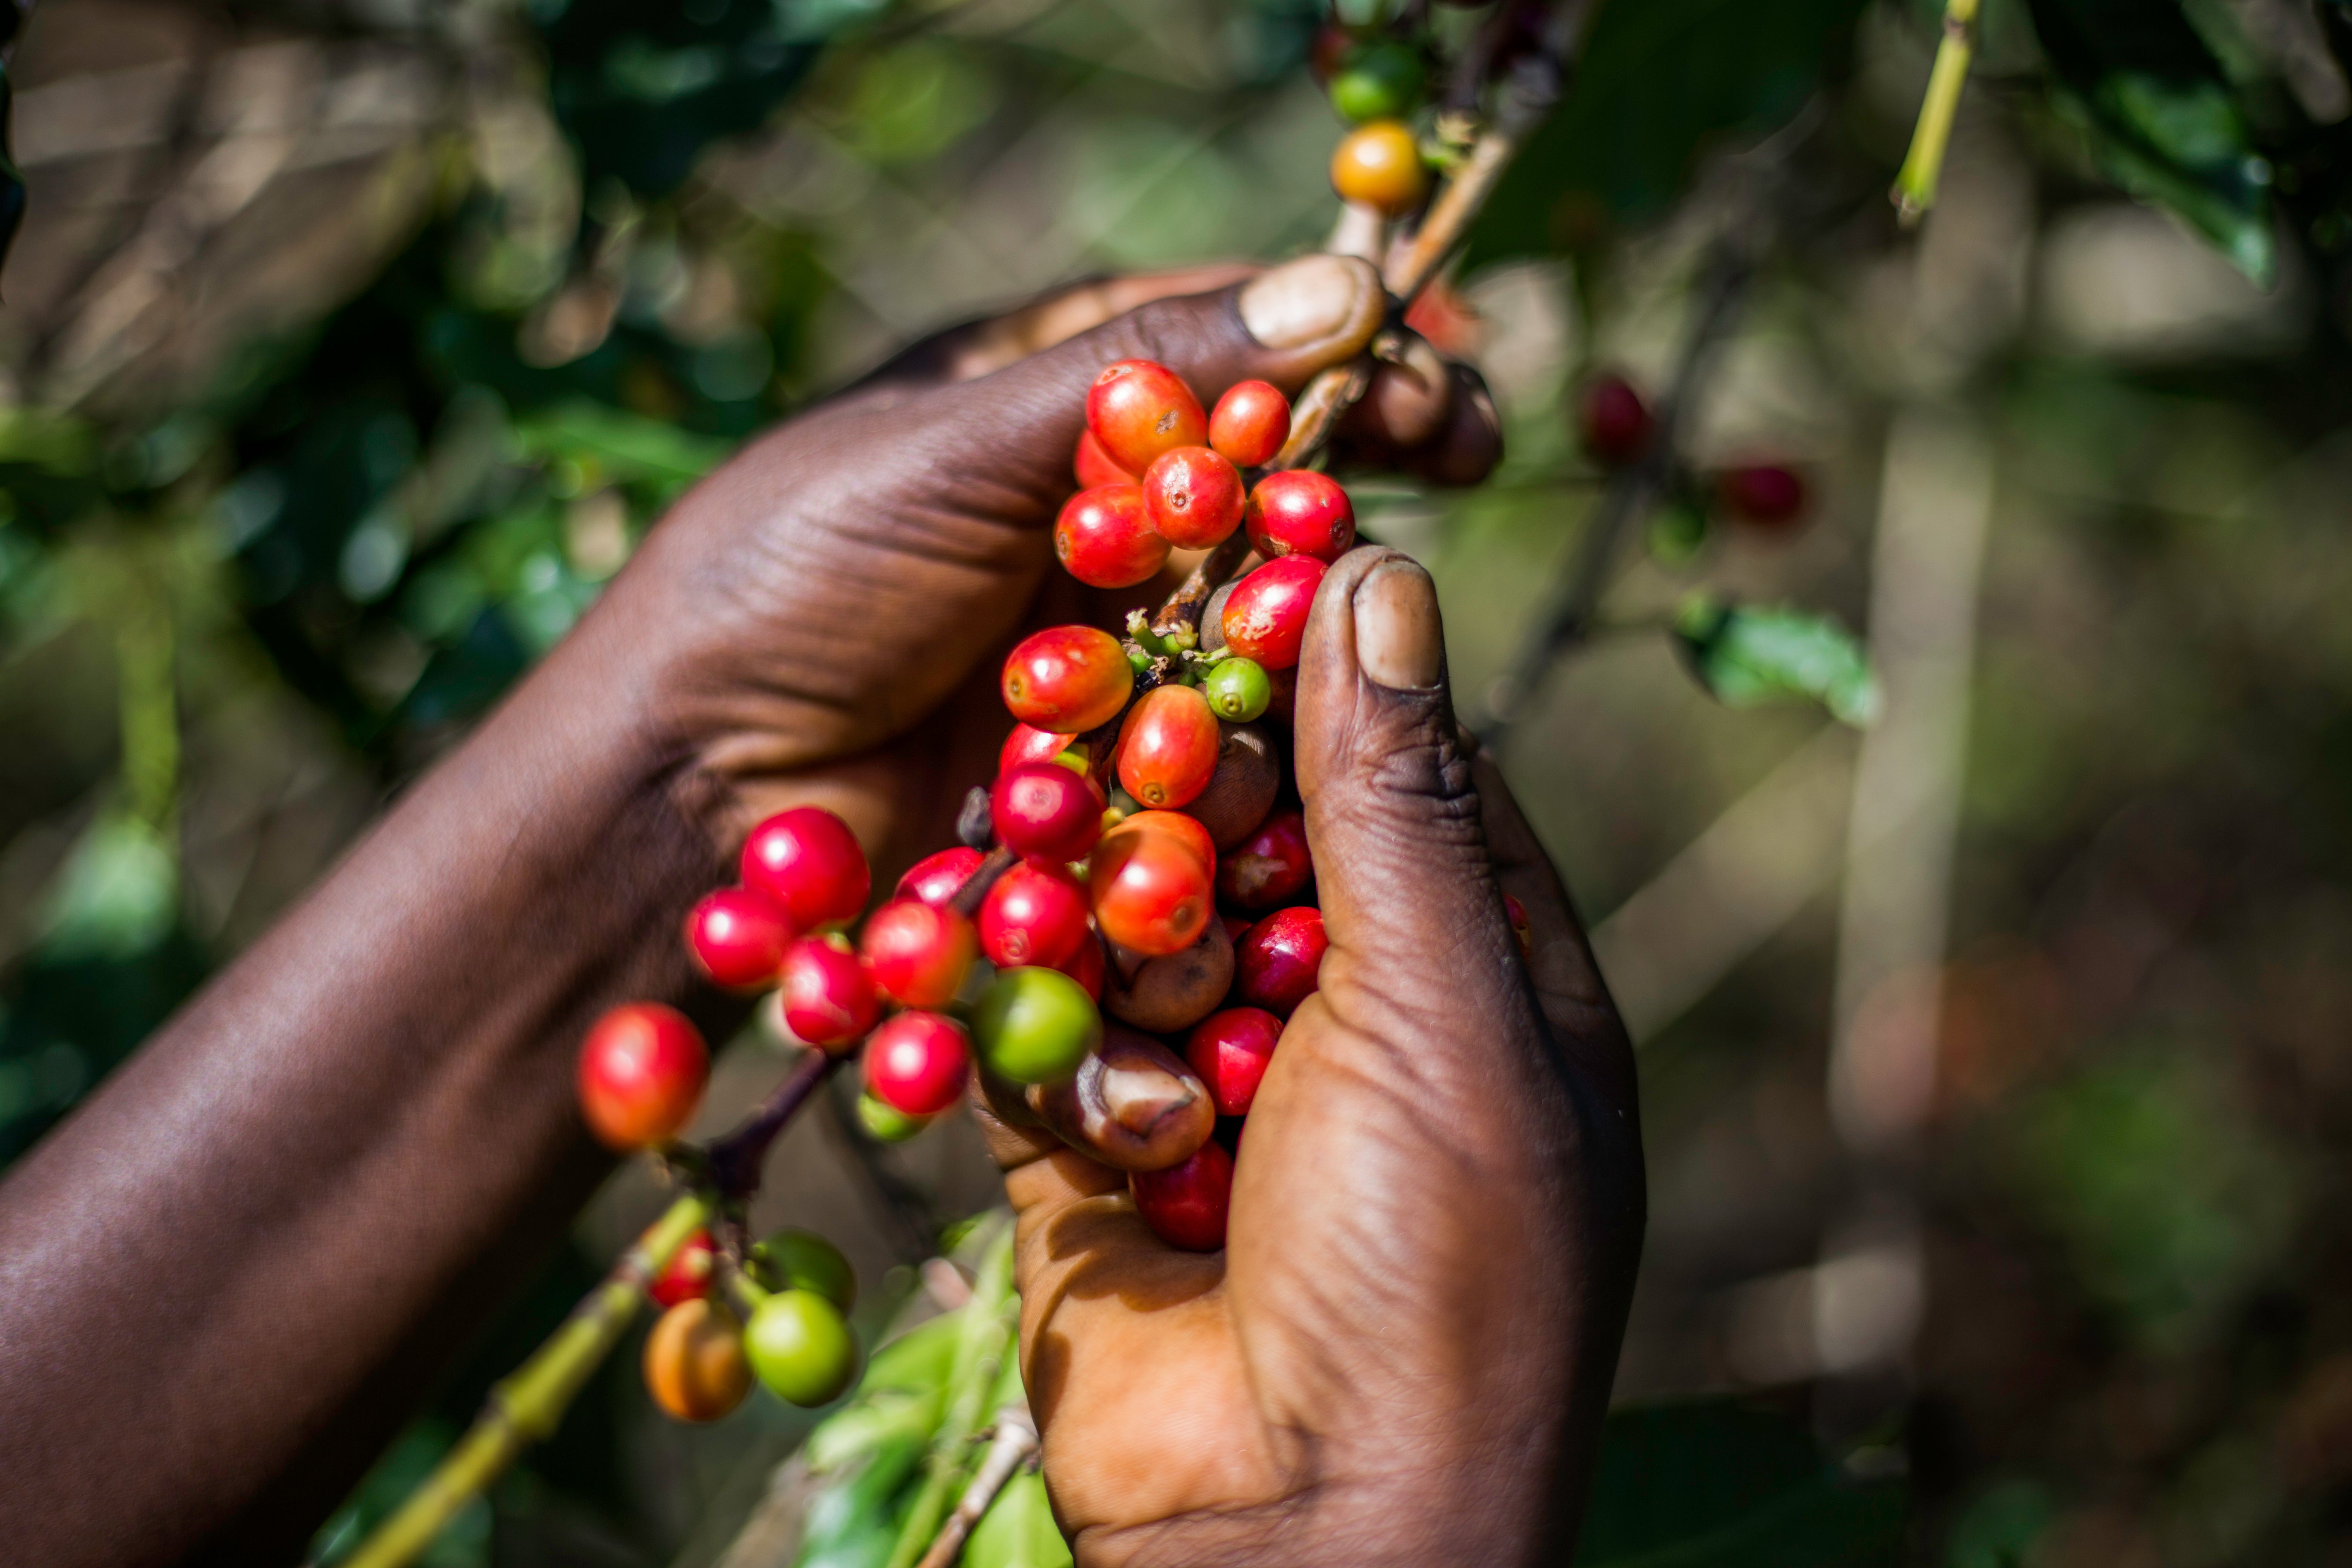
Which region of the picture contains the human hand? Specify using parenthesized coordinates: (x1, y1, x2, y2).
(974, 547, 1646, 1566)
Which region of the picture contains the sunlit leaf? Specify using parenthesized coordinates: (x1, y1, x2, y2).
(1675, 599, 1880, 727)
(40, 815, 178, 962)
(966, 1470, 1072, 1568)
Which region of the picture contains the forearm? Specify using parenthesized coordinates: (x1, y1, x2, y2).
(0, 599, 729, 1567)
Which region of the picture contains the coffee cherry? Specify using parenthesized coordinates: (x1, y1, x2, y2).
(1087, 359, 1208, 476)
(1503, 892, 1532, 960)
(1105, 916, 1234, 1034)
(1130, 1139, 1233, 1252)
(859, 899, 977, 1009)
(745, 1289, 858, 1407)
(1233, 906, 1327, 1018)
(1579, 373, 1651, 468)
(644, 1298, 753, 1423)
(1055, 928, 1107, 1001)
(1091, 822, 1212, 956)
(1244, 470, 1355, 564)
(1208, 380, 1291, 469)
(1141, 445, 1246, 550)
(1718, 463, 1808, 528)
(992, 760, 1106, 865)
(896, 845, 983, 909)
(1218, 807, 1313, 911)
(649, 1227, 718, 1310)
(1221, 555, 1329, 671)
(1002, 625, 1134, 734)
(1329, 40, 1424, 124)
(1056, 483, 1170, 589)
(1117, 808, 1216, 877)
(863, 1010, 972, 1118)
(1074, 427, 1137, 490)
(741, 807, 871, 931)
(1182, 723, 1277, 848)
(980, 861, 1092, 970)
(999, 723, 1078, 778)
(1185, 1007, 1281, 1117)
(1330, 120, 1428, 216)
(683, 887, 795, 991)
(780, 934, 882, 1050)
(1116, 685, 1222, 810)
(1202, 658, 1272, 723)
(1308, 21, 1351, 83)
(972, 965, 1102, 1084)
(578, 1003, 709, 1151)
(858, 1092, 931, 1143)
(748, 1228, 857, 1311)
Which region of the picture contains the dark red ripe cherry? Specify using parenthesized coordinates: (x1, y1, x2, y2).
(1718, 463, 1808, 528)
(683, 887, 795, 990)
(1217, 808, 1312, 911)
(578, 1003, 710, 1150)
(1115, 685, 1221, 810)
(1090, 822, 1212, 957)
(980, 861, 1092, 970)
(1209, 380, 1291, 469)
(1243, 471, 1354, 564)
(897, 846, 983, 909)
(1185, 1007, 1281, 1117)
(1141, 445, 1246, 550)
(780, 934, 882, 1050)
(1233, 906, 1326, 1018)
(1131, 1139, 1233, 1252)
(1056, 483, 1170, 589)
(860, 898, 978, 1009)
(1002, 625, 1134, 734)
(1000, 723, 1076, 777)
(993, 761, 1107, 864)
(1056, 930, 1106, 1001)
(863, 1011, 972, 1118)
(1074, 427, 1137, 490)
(649, 1228, 719, 1309)
(1580, 373, 1651, 468)
(1088, 359, 1208, 476)
(741, 807, 871, 931)
(1221, 555, 1328, 671)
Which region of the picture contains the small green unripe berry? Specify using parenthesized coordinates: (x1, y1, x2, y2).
(1202, 658, 1271, 723)
(745, 1289, 858, 1407)
(747, 1228, 857, 1311)
(972, 966, 1101, 1084)
(1329, 41, 1423, 124)
(857, 1092, 931, 1143)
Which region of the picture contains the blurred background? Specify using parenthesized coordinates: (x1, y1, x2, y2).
(4, 0, 2352, 1562)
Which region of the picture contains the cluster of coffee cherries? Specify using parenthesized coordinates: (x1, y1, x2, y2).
(1578, 371, 1813, 560)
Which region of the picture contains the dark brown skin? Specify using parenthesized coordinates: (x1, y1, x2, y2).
(0, 257, 1638, 1568)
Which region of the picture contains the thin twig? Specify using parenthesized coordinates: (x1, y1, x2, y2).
(1890, 0, 1980, 226)
(706, 1047, 845, 1200)
(911, 1403, 1041, 1568)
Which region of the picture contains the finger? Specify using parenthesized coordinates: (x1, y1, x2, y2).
(1331, 360, 1503, 489)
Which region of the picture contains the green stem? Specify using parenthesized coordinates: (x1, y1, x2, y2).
(884, 1224, 1019, 1568)
(1890, 0, 1980, 226)
(335, 1192, 711, 1568)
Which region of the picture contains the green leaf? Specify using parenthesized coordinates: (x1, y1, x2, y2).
(507, 400, 730, 486)
(40, 816, 178, 962)
(1675, 599, 1880, 727)
(965, 1470, 1072, 1568)
(1574, 1400, 1905, 1568)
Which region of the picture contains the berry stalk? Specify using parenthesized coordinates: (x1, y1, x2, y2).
(910, 1402, 1040, 1568)
(1890, 0, 1981, 227)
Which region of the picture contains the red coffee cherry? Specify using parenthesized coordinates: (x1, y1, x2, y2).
(1580, 373, 1651, 468)
(649, 1227, 719, 1309)
(1718, 463, 1808, 528)
(1141, 445, 1246, 550)
(1131, 1139, 1233, 1252)
(993, 760, 1107, 864)
(980, 861, 1093, 970)
(1233, 906, 1327, 1018)
(1087, 359, 1208, 476)
(1216, 807, 1312, 911)
(859, 899, 978, 1009)
(1209, 380, 1291, 469)
(644, 1298, 753, 1424)
(896, 845, 983, 909)
(1002, 625, 1134, 734)
(863, 1010, 973, 1118)
(741, 807, 871, 931)
(1221, 555, 1329, 671)
(1503, 892, 1532, 960)
(999, 723, 1077, 777)
(1115, 685, 1222, 810)
(1243, 470, 1355, 564)
(683, 887, 795, 990)
(1091, 821, 1212, 957)
(1074, 427, 1137, 490)
(1055, 929, 1106, 1001)
(1185, 1007, 1281, 1117)
(1056, 483, 1170, 589)
(1118, 808, 1216, 880)
(780, 934, 882, 1051)
(578, 1002, 710, 1151)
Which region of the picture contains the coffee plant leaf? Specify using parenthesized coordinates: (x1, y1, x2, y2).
(966, 1469, 1072, 1568)
(1675, 600, 1880, 728)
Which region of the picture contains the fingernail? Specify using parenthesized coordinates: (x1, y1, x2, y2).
(1100, 1060, 1199, 1135)
(1240, 254, 1377, 349)
(1355, 557, 1444, 691)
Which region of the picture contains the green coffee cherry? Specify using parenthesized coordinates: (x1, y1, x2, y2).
(1203, 657, 1271, 723)
(745, 1289, 858, 1407)
(1329, 41, 1424, 124)
(972, 967, 1100, 1084)
(748, 1228, 857, 1311)
(856, 1092, 931, 1144)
